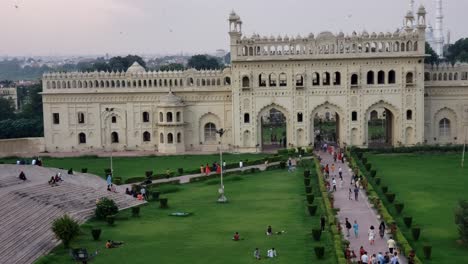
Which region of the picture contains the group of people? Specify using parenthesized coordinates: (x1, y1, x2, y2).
(125, 186, 146, 201)
(200, 161, 226, 176)
(349, 249, 401, 264)
(287, 157, 297, 172)
(232, 225, 281, 260)
(16, 157, 43, 166)
(253, 247, 277, 260)
(48, 173, 62, 186)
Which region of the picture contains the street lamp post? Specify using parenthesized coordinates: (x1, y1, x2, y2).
(105, 108, 114, 176)
(216, 128, 227, 203)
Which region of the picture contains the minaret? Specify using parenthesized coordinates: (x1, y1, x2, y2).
(434, 0, 445, 57)
(409, 0, 415, 26)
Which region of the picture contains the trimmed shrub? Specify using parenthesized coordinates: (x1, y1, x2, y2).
(375, 177, 381, 185)
(423, 245, 432, 259)
(104, 168, 111, 175)
(177, 168, 184, 175)
(312, 229, 322, 241)
(145, 171, 153, 177)
(382, 186, 389, 194)
(67, 168, 73, 175)
(361, 157, 368, 165)
(403, 216, 413, 228)
(106, 215, 115, 226)
(365, 163, 372, 171)
(307, 205, 318, 216)
(395, 202, 404, 214)
(304, 178, 311, 186)
(95, 198, 118, 220)
(314, 246, 325, 259)
(159, 198, 169, 209)
(151, 191, 160, 200)
(306, 194, 315, 204)
(305, 186, 312, 194)
(411, 227, 421, 241)
(91, 228, 101, 241)
(279, 161, 286, 169)
(52, 215, 80, 248)
(113, 177, 122, 185)
(124, 177, 146, 184)
(81, 168, 88, 173)
(370, 170, 376, 178)
(131, 206, 140, 217)
(454, 200, 468, 244)
(357, 152, 363, 159)
(304, 170, 311, 178)
(385, 193, 396, 203)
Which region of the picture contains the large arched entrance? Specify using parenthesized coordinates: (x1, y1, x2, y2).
(365, 102, 398, 148)
(311, 103, 344, 148)
(257, 105, 288, 151)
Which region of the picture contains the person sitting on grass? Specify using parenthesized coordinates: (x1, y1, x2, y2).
(267, 248, 277, 258)
(18, 171, 27, 181)
(253, 248, 261, 260)
(266, 225, 272, 236)
(232, 232, 240, 241)
(105, 240, 124, 248)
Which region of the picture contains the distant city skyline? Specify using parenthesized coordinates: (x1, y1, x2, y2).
(1, 0, 467, 56)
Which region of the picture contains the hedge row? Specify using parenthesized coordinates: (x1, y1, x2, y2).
(313, 158, 347, 264)
(349, 149, 423, 263)
(352, 144, 464, 154)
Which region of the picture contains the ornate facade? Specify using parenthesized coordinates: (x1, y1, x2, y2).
(42, 7, 468, 154)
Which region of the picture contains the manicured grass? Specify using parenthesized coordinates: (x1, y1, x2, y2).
(0, 153, 269, 181)
(367, 153, 468, 263)
(36, 168, 336, 264)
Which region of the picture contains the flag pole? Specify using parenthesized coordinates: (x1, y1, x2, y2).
(462, 126, 466, 168)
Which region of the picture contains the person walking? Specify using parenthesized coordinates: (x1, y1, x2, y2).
(340, 178, 344, 189)
(239, 160, 243, 170)
(338, 167, 342, 179)
(331, 163, 335, 174)
(345, 218, 352, 237)
(348, 188, 352, 200)
(106, 174, 112, 188)
(390, 252, 400, 264)
(354, 185, 359, 201)
(353, 220, 359, 238)
(320, 215, 326, 232)
(379, 221, 386, 239)
(387, 237, 396, 254)
(332, 178, 337, 192)
(361, 251, 369, 264)
(368, 225, 375, 245)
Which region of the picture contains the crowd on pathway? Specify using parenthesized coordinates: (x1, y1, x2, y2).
(318, 142, 403, 264)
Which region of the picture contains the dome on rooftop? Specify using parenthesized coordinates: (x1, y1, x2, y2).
(159, 91, 184, 107)
(126, 62, 146, 74)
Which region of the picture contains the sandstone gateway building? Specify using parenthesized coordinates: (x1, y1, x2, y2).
(42, 8, 468, 154)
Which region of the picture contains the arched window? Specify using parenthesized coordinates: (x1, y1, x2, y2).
(204, 122, 217, 142)
(296, 74, 304, 86)
(177, 132, 182, 143)
(77, 112, 85, 124)
(160, 133, 164, 143)
(312, 72, 320, 86)
(202, 79, 206, 86)
(297, 112, 303, 122)
(142, 112, 150, 123)
(323, 72, 331, 85)
(143, 131, 151, 142)
(259, 73, 267, 87)
(351, 111, 358, 121)
(433, 73, 437, 80)
(424, 72, 431, 81)
(159, 112, 163, 122)
(242, 76, 250, 88)
(406, 110, 413, 120)
(449, 73, 453, 80)
(224, 77, 231, 85)
(188, 78, 194, 86)
(388, 70, 396, 84)
(454, 73, 459, 80)
(439, 118, 451, 137)
(176, 112, 181, 122)
(78, 133, 86, 144)
(406, 72, 414, 84)
(333, 72, 341, 85)
(279, 73, 287, 87)
(367, 71, 375, 85)
(167, 112, 173, 122)
(351, 74, 358, 86)
(111, 132, 119, 143)
(439, 73, 443, 80)
(378, 71, 385, 84)
(167, 133, 174, 144)
(269, 73, 277, 86)
(111, 116, 117, 123)
(244, 113, 250, 123)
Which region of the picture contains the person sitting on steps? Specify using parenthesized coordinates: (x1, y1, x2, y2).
(48, 176, 57, 186)
(18, 171, 27, 181)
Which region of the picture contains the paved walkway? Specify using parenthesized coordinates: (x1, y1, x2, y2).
(317, 150, 406, 263)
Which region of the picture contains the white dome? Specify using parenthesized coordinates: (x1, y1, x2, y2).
(126, 62, 146, 74)
(159, 91, 184, 107)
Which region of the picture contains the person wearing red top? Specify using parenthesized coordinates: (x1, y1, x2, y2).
(205, 164, 211, 175)
(216, 163, 221, 174)
(232, 232, 240, 241)
(359, 246, 365, 258)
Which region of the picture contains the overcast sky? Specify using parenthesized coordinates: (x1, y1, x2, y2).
(1, 0, 467, 56)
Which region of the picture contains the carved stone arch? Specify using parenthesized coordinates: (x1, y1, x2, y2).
(256, 103, 290, 149)
(365, 100, 399, 118)
(310, 101, 346, 146)
(365, 100, 400, 146)
(199, 112, 221, 144)
(433, 107, 457, 143)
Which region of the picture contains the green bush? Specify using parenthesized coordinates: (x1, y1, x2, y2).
(113, 177, 122, 185)
(365, 163, 372, 171)
(395, 202, 404, 214)
(159, 198, 169, 209)
(454, 200, 468, 244)
(312, 229, 322, 241)
(95, 197, 119, 220)
(145, 171, 153, 177)
(314, 246, 325, 259)
(177, 168, 184, 175)
(304, 170, 311, 178)
(151, 191, 160, 200)
(423, 245, 432, 259)
(306, 194, 315, 204)
(81, 168, 88, 173)
(67, 168, 73, 175)
(279, 161, 286, 169)
(124, 177, 146, 184)
(361, 157, 368, 165)
(106, 215, 115, 226)
(131, 206, 140, 217)
(52, 215, 80, 248)
(104, 168, 111, 174)
(411, 227, 421, 241)
(304, 178, 311, 186)
(385, 193, 396, 203)
(357, 152, 363, 159)
(305, 186, 312, 194)
(370, 170, 376, 178)
(375, 177, 381, 185)
(91, 228, 101, 241)
(403, 216, 413, 228)
(382, 186, 389, 194)
(307, 205, 318, 216)
(277, 149, 288, 155)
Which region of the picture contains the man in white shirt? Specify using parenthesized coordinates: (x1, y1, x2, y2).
(239, 160, 243, 169)
(387, 237, 396, 254)
(332, 178, 337, 192)
(361, 251, 369, 264)
(267, 248, 277, 258)
(390, 252, 400, 264)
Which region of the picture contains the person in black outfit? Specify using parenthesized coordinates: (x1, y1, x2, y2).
(320, 215, 326, 231)
(18, 171, 27, 181)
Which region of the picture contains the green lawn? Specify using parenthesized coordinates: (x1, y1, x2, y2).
(367, 153, 468, 263)
(0, 153, 269, 181)
(36, 168, 336, 264)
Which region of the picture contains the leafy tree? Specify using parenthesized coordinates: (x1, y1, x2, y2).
(108, 55, 146, 72)
(18, 83, 43, 120)
(0, 98, 15, 121)
(187, 55, 222, 70)
(159, 63, 185, 71)
(455, 200, 468, 244)
(447, 38, 468, 64)
(95, 197, 118, 220)
(52, 215, 80, 248)
(425, 43, 439, 65)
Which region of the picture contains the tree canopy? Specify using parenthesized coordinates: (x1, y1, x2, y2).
(187, 55, 222, 70)
(425, 43, 439, 65)
(159, 63, 185, 72)
(447, 38, 468, 64)
(0, 98, 15, 121)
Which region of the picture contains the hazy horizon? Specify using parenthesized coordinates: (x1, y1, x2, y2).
(2, 0, 467, 56)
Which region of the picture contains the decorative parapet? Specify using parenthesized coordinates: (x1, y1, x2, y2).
(424, 63, 468, 85)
